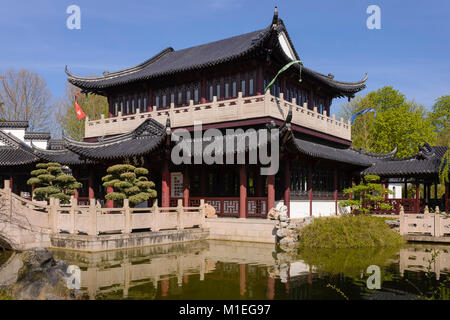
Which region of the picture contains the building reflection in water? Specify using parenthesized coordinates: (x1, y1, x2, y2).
(51, 241, 450, 300)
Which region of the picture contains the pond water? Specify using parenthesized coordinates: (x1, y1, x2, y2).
(45, 241, 450, 300)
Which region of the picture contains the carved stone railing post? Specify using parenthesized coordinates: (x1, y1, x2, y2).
(123, 199, 131, 234)
(70, 196, 76, 234)
(200, 199, 206, 227)
(152, 200, 160, 232)
(237, 92, 243, 118)
(88, 198, 97, 236)
(399, 205, 406, 235)
(49, 197, 59, 234)
(177, 199, 184, 230)
(435, 210, 443, 237)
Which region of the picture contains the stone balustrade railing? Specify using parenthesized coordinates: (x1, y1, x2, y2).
(1, 180, 206, 237)
(85, 91, 351, 140)
(399, 206, 450, 237)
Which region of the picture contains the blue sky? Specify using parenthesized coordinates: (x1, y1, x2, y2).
(0, 0, 448, 115)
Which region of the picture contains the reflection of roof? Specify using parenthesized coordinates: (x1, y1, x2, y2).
(362, 143, 448, 177)
(67, 13, 366, 98)
(63, 119, 167, 160)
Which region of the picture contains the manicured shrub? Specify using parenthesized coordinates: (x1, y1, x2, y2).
(26, 162, 82, 204)
(102, 164, 157, 207)
(299, 215, 404, 249)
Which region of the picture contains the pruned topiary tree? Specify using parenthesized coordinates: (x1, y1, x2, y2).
(27, 162, 82, 204)
(102, 164, 157, 207)
(339, 175, 393, 215)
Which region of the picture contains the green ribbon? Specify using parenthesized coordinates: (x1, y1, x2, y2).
(264, 59, 303, 93)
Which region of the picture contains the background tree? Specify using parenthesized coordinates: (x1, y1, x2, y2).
(339, 86, 437, 158)
(339, 175, 393, 214)
(26, 162, 82, 204)
(102, 164, 157, 207)
(429, 95, 449, 184)
(55, 83, 108, 141)
(0, 69, 53, 131)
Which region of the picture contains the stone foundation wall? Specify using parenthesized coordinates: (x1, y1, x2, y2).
(206, 218, 276, 243)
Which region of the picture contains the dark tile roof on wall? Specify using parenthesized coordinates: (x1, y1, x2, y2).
(0, 146, 38, 166)
(63, 119, 167, 160)
(66, 15, 367, 97)
(0, 121, 29, 128)
(31, 147, 91, 165)
(24, 132, 51, 140)
(362, 144, 448, 177)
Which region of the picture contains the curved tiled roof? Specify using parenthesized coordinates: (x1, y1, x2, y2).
(362, 144, 448, 177)
(63, 119, 167, 160)
(0, 146, 38, 166)
(66, 13, 366, 98)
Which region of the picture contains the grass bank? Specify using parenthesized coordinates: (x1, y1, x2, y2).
(299, 215, 404, 249)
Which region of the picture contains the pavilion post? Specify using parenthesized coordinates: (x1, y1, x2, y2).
(161, 161, 170, 208)
(267, 175, 275, 210)
(106, 187, 114, 208)
(183, 169, 190, 207)
(283, 160, 290, 218)
(308, 162, 313, 216)
(88, 168, 94, 200)
(334, 168, 338, 215)
(239, 164, 247, 219)
(415, 184, 420, 213)
(404, 179, 408, 199)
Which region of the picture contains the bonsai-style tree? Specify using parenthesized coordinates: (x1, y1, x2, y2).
(339, 175, 393, 214)
(102, 164, 157, 207)
(27, 162, 82, 204)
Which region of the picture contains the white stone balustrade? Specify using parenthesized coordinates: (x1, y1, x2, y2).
(85, 92, 352, 141)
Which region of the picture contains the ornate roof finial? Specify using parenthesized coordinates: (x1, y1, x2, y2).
(272, 6, 278, 26)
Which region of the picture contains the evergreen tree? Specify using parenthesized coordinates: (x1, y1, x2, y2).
(102, 164, 157, 207)
(27, 162, 82, 204)
(339, 175, 393, 215)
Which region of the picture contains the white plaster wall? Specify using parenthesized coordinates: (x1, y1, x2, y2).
(2, 128, 26, 141)
(277, 200, 339, 219)
(27, 140, 47, 149)
(388, 183, 403, 199)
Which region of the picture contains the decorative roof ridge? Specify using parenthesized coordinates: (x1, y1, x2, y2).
(349, 146, 397, 159)
(63, 118, 166, 147)
(0, 130, 33, 151)
(65, 47, 175, 82)
(24, 132, 51, 140)
(303, 68, 368, 86)
(31, 142, 70, 155)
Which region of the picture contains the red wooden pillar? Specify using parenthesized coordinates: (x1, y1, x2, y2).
(308, 162, 313, 216)
(239, 165, 247, 219)
(283, 161, 290, 218)
(239, 264, 246, 297)
(445, 183, 449, 213)
(415, 184, 420, 213)
(161, 161, 170, 208)
(183, 169, 190, 207)
(88, 168, 95, 200)
(334, 168, 338, 215)
(267, 175, 275, 210)
(106, 187, 113, 208)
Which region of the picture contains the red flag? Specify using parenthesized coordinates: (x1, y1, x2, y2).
(74, 92, 86, 120)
